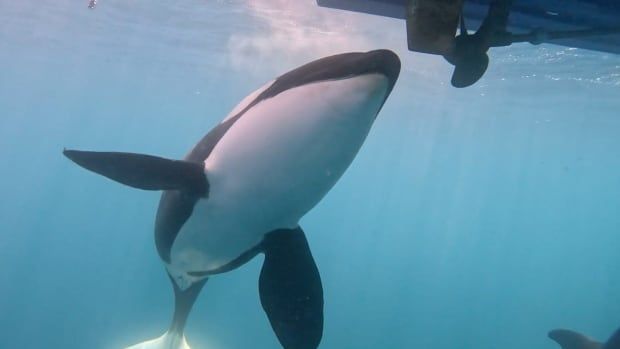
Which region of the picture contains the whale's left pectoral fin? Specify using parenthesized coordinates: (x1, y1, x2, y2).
(259, 227, 323, 349)
(63, 149, 208, 195)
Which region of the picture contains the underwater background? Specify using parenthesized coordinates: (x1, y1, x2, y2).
(0, 1, 619, 348)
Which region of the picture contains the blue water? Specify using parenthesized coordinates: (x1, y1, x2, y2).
(1, 1, 619, 348)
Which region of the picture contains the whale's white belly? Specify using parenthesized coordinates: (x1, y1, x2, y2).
(168, 74, 389, 277)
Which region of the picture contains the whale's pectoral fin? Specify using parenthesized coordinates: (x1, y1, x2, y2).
(549, 329, 602, 349)
(259, 227, 323, 349)
(63, 149, 208, 195)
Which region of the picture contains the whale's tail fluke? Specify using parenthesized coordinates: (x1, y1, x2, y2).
(122, 277, 207, 349)
(124, 331, 191, 349)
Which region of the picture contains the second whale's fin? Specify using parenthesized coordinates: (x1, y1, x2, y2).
(549, 329, 603, 349)
(604, 328, 620, 349)
(259, 227, 323, 349)
(63, 149, 208, 195)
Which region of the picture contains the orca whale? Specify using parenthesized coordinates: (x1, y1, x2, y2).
(63, 49, 401, 349)
(549, 327, 620, 349)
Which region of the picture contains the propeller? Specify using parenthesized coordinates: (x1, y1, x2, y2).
(407, 0, 618, 88)
(446, 23, 620, 88)
(404, 0, 489, 87)
(444, 15, 490, 88)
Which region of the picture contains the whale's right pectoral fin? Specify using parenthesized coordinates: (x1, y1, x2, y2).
(549, 329, 603, 349)
(259, 227, 324, 349)
(124, 331, 191, 349)
(63, 149, 208, 195)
